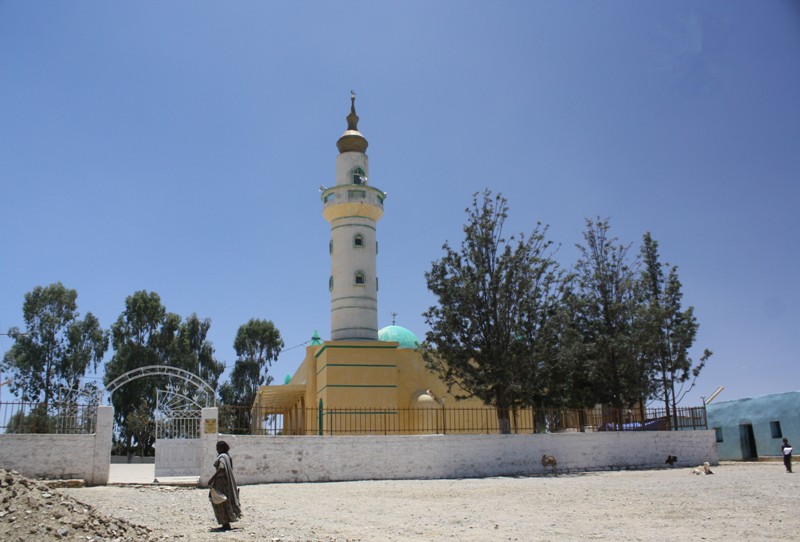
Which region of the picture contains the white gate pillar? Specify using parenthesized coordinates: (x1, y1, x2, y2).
(91, 406, 114, 486)
(199, 407, 219, 488)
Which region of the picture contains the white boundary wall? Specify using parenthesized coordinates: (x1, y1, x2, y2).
(1, 406, 717, 486)
(200, 427, 718, 486)
(0, 406, 113, 486)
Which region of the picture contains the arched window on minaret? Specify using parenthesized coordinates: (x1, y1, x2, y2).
(352, 167, 366, 185)
(354, 271, 366, 286)
(353, 234, 364, 247)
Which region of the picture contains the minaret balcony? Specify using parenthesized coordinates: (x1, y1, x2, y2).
(322, 184, 386, 223)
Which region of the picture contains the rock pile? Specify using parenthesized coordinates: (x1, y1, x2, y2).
(0, 467, 163, 541)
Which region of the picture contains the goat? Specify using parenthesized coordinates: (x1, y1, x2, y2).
(542, 454, 558, 476)
(690, 462, 714, 475)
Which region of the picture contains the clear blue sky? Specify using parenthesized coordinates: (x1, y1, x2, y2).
(1, 1, 798, 406)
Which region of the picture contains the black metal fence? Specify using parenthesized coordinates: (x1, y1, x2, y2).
(0, 401, 705, 437)
(0, 401, 97, 434)
(217, 404, 707, 436)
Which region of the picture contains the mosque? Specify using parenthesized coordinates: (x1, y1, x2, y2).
(253, 95, 486, 434)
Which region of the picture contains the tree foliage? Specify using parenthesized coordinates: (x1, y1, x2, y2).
(1, 283, 108, 404)
(563, 218, 644, 408)
(218, 318, 283, 407)
(104, 291, 171, 454)
(557, 221, 713, 415)
(638, 232, 712, 421)
(421, 190, 562, 433)
(104, 291, 223, 455)
(423, 203, 712, 420)
(171, 313, 226, 394)
(127, 399, 156, 457)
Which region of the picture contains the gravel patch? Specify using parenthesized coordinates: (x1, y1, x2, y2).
(0, 467, 161, 542)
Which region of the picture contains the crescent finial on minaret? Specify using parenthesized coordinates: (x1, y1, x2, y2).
(347, 91, 359, 130)
(337, 91, 368, 153)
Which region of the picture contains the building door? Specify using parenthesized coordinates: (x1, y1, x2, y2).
(739, 423, 758, 460)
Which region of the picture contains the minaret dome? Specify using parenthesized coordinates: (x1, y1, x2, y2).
(336, 91, 369, 154)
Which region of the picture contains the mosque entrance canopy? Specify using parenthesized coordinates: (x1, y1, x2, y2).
(255, 385, 306, 411)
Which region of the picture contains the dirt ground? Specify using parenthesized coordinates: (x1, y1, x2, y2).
(4, 462, 799, 541)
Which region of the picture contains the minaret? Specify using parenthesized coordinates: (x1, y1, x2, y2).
(321, 93, 385, 341)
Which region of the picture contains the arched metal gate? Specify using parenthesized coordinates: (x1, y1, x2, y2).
(105, 365, 216, 478)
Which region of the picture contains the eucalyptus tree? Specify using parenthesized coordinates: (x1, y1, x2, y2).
(638, 232, 712, 426)
(127, 399, 155, 458)
(421, 190, 562, 434)
(218, 318, 283, 408)
(217, 318, 282, 434)
(1, 282, 108, 404)
(172, 313, 225, 395)
(105, 291, 173, 454)
(105, 291, 226, 454)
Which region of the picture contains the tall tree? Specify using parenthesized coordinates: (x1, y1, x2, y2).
(104, 291, 176, 455)
(172, 313, 225, 397)
(421, 190, 562, 433)
(541, 283, 597, 409)
(104, 293, 224, 454)
(565, 218, 643, 409)
(638, 232, 712, 426)
(1, 283, 108, 404)
(219, 318, 283, 407)
(127, 399, 156, 457)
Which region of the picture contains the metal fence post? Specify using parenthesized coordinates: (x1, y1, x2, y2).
(318, 398, 323, 436)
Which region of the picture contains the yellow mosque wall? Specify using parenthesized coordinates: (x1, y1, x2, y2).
(255, 340, 488, 435)
(315, 341, 399, 409)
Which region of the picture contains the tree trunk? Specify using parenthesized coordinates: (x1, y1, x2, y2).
(495, 388, 511, 434)
(669, 378, 679, 431)
(578, 409, 588, 432)
(497, 409, 511, 434)
(662, 370, 672, 431)
(126, 432, 134, 463)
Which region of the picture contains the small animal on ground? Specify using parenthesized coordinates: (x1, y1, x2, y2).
(690, 462, 714, 475)
(542, 454, 558, 476)
(665, 455, 678, 467)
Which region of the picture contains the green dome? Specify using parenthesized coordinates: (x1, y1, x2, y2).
(378, 325, 420, 349)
